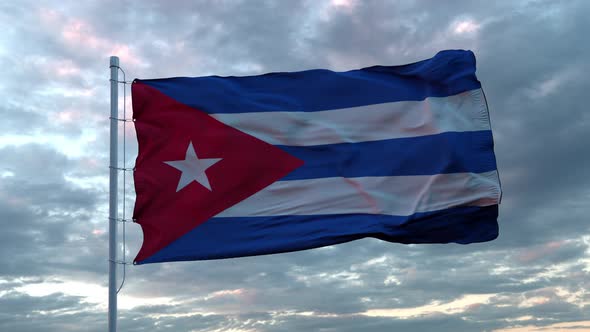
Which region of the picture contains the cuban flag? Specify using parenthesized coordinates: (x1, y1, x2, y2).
(131, 49, 501, 265)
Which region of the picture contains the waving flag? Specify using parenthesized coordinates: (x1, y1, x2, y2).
(131, 49, 501, 264)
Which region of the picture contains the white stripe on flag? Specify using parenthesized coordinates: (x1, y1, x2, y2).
(212, 89, 489, 146)
(215, 171, 501, 217)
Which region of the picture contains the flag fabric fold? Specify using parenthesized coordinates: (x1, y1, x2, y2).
(131, 49, 501, 264)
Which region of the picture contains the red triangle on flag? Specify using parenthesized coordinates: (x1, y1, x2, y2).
(131, 82, 304, 263)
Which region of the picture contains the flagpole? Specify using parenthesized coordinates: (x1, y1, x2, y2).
(108, 56, 119, 332)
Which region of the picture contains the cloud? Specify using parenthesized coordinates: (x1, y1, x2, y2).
(494, 321, 590, 332)
(1, 0, 589, 331)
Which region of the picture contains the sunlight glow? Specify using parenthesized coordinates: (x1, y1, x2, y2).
(14, 278, 176, 310)
(493, 321, 590, 332)
(204, 289, 245, 300)
(363, 294, 494, 318)
(452, 19, 480, 35)
(331, 0, 357, 10)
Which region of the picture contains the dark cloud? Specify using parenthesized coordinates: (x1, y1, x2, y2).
(0, 291, 105, 332)
(0, 144, 105, 277)
(0, 0, 589, 331)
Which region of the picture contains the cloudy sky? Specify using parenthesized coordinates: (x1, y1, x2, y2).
(1, 0, 589, 331)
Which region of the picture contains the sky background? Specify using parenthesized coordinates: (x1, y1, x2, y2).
(1, 0, 589, 331)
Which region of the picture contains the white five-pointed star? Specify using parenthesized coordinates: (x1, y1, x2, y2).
(164, 141, 222, 192)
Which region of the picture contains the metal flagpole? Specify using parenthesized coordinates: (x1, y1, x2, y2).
(108, 56, 119, 332)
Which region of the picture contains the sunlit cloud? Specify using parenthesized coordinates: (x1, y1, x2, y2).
(205, 288, 245, 300)
(383, 275, 401, 286)
(493, 321, 590, 332)
(24, 56, 82, 78)
(56, 110, 82, 124)
(451, 18, 481, 35)
(331, 0, 358, 12)
(363, 294, 495, 318)
(1, 170, 15, 178)
(14, 277, 175, 310)
(92, 229, 105, 236)
(518, 295, 550, 308)
(515, 240, 564, 263)
(37, 8, 147, 68)
(16, 279, 105, 308)
(55, 62, 81, 77)
(290, 267, 364, 287)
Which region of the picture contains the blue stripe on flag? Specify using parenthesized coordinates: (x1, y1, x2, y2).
(137, 50, 481, 114)
(279, 130, 497, 180)
(137, 205, 499, 264)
